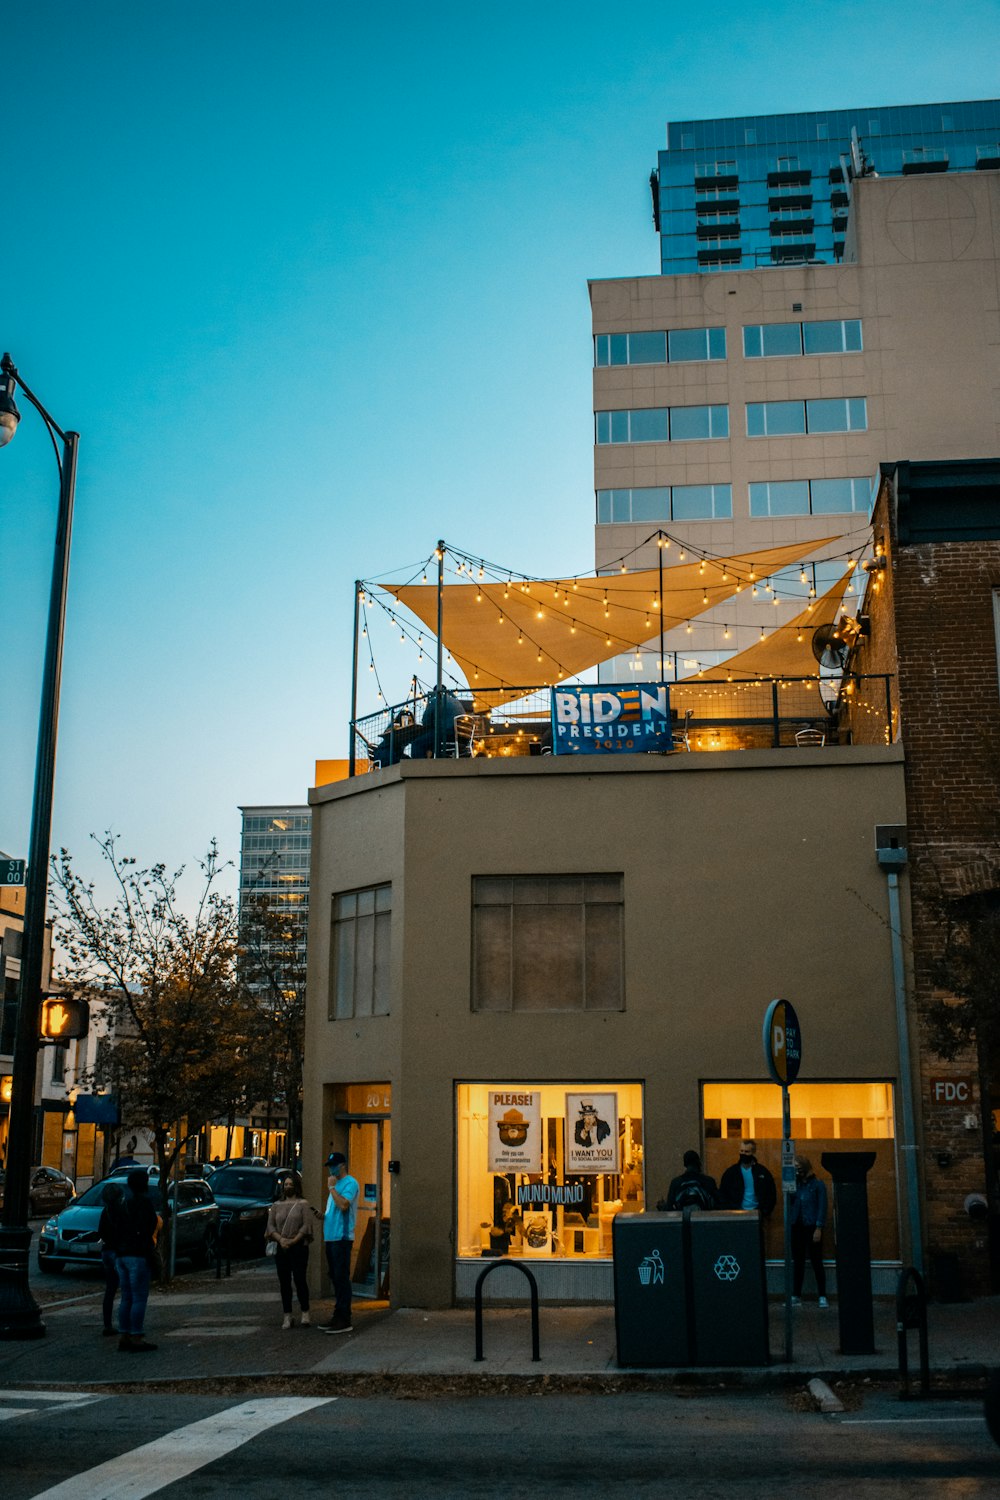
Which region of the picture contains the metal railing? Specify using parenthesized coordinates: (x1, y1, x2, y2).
(349, 675, 895, 774)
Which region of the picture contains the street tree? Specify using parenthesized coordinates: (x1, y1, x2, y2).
(238, 889, 307, 1164)
(51, 834, 262, 1263)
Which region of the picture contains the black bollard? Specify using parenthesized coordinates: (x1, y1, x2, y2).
(821, 1151, 876, 1355)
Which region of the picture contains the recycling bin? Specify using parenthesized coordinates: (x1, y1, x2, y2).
(612, 1212, 689, 1366)
(688, 1210, 769, 1366)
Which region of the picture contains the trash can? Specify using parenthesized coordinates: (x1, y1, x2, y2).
(612, 1212, 689, 1366)
(688, 1210, 769, 1366)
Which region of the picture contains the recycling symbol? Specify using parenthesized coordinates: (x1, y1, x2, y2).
(714, 1254, 741, 1282)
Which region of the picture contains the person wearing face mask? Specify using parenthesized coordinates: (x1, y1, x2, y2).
(265, 1172, 316, 1329)
(790, 1155, 829, 1307)
(718, 1139, 777, 1217)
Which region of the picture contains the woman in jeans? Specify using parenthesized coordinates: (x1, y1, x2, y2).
(97, 1181, 123, 1336)
(790, 1156, 829, 1307)
(113, 1169, 160, 1351)
(266, 1172, 315, 1329)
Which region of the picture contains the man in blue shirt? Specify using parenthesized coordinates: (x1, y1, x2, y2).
(320, 1151, 359, 1334)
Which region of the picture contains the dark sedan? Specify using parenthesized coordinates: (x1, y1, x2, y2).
(208, 1165, 294, 1255)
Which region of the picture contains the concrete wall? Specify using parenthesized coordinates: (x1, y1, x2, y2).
(306, 749, 907, 1306)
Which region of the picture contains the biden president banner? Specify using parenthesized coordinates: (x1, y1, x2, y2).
(550, 683, 673, 754)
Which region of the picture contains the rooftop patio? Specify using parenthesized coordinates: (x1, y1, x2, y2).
(350, 672, 893, 772)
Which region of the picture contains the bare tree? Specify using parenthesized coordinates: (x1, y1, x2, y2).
(51, 834, 262, 1266)
(238, 890, 307, 1164)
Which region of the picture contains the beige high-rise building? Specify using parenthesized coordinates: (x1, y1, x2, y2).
(590, 169, 1000, 679)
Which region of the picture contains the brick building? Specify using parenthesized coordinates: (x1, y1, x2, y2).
(847, 458, 1000, 1294)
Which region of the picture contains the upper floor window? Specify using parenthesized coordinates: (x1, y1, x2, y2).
(472, 874, 624, 1013)
(743, 319, 862, 358)
(746, 397, 867, 437)
(596, 484, 732, 524)
(595, 327, 725, 367)
(749, 476, 872, 517)
(329, 884, 391, 1020)
(596, 405, 729, 445)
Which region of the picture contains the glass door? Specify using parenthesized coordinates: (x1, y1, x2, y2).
(349, 1119, 391, 1298)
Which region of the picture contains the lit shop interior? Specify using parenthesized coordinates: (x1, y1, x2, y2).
(702, 1081, 899, 1260)
(455, 1080, 899, 1267)
(456, 1083, 645, 1261)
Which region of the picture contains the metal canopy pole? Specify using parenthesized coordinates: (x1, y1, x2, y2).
(658, 534, 665, 685)
(434, 541, 445, 758)
(349, 581, 361, 777)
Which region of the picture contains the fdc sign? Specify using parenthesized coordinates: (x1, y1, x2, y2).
(929, 1077, 973, 1105)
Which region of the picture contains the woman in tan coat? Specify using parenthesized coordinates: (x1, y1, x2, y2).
(266, 1172, 316, 1329)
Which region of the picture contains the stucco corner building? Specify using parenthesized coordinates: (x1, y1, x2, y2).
(303, 100, 1000, 1309)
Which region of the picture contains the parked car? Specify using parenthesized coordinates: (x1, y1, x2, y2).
(29, 1167, 76, 1216)
(0, 1166, 76, 1216)
(207, 1165, 295, 1255)
(222, 1157, 267, 1168)
(38, 1170, 219, 1273)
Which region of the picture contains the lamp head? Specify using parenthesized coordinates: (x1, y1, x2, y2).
(0, 357, 20, 447)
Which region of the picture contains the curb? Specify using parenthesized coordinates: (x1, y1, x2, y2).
(0, 1365, 991, 1398)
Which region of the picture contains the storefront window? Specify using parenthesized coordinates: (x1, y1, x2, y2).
(703, 1082, 898, 1260)
(456, 1083, 644, 1260)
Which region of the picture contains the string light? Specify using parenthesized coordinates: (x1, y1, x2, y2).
(723, 624, 730, 639)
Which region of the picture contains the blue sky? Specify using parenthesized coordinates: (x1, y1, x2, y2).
(3, 1, 998, 901)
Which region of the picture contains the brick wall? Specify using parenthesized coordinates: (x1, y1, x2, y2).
(878, 481, 1000, 1294)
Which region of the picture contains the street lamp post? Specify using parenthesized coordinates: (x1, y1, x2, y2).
(0, 353, 79, 1340)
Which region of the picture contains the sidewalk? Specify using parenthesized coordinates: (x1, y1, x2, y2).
(2, 1262, 997, 1391)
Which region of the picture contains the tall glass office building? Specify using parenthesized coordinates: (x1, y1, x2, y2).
(654, 99, 1000, 273)
(238, 805, 311, 973)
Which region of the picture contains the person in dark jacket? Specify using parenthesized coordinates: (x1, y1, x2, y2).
(111, 1169, 159, 1352)
(790, 1156, 829, 1306)
(97, 1182, 123, 1337)
(718, 1139, 777, 1217)
(658, 1150, 718, 1210)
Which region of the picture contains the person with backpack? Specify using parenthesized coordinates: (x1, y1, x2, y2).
(658, 1150, 718, 1211)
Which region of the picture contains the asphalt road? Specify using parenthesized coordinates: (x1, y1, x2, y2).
(2, 1390, 997, 1499)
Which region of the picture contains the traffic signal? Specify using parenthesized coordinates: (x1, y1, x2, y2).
(40, 996, 90, 1040)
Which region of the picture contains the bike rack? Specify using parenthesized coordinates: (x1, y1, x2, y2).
(473, 1260, 541, 1363)
(896, 1265, 929, 1399)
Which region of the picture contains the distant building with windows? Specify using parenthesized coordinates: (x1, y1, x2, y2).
(591, 158, 1000, 676)
(238, 805, 311, 959)
(239, 806, 311, 911)
(653, 99, 1000, 274)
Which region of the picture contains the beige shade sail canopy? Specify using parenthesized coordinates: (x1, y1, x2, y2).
(670, 569, 852, 716)
(381, 538, 844, 705)
(692, 569, 851, 679)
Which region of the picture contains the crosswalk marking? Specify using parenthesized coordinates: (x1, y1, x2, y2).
(26, 1396, 334, 1500)
(0, 1390, 105, 1421)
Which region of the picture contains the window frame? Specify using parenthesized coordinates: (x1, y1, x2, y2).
(594, 326, 726, 368)
(328, 883, 392, 1021)
(596, 405, 730, 445)
(471, 874, 625, 1014)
